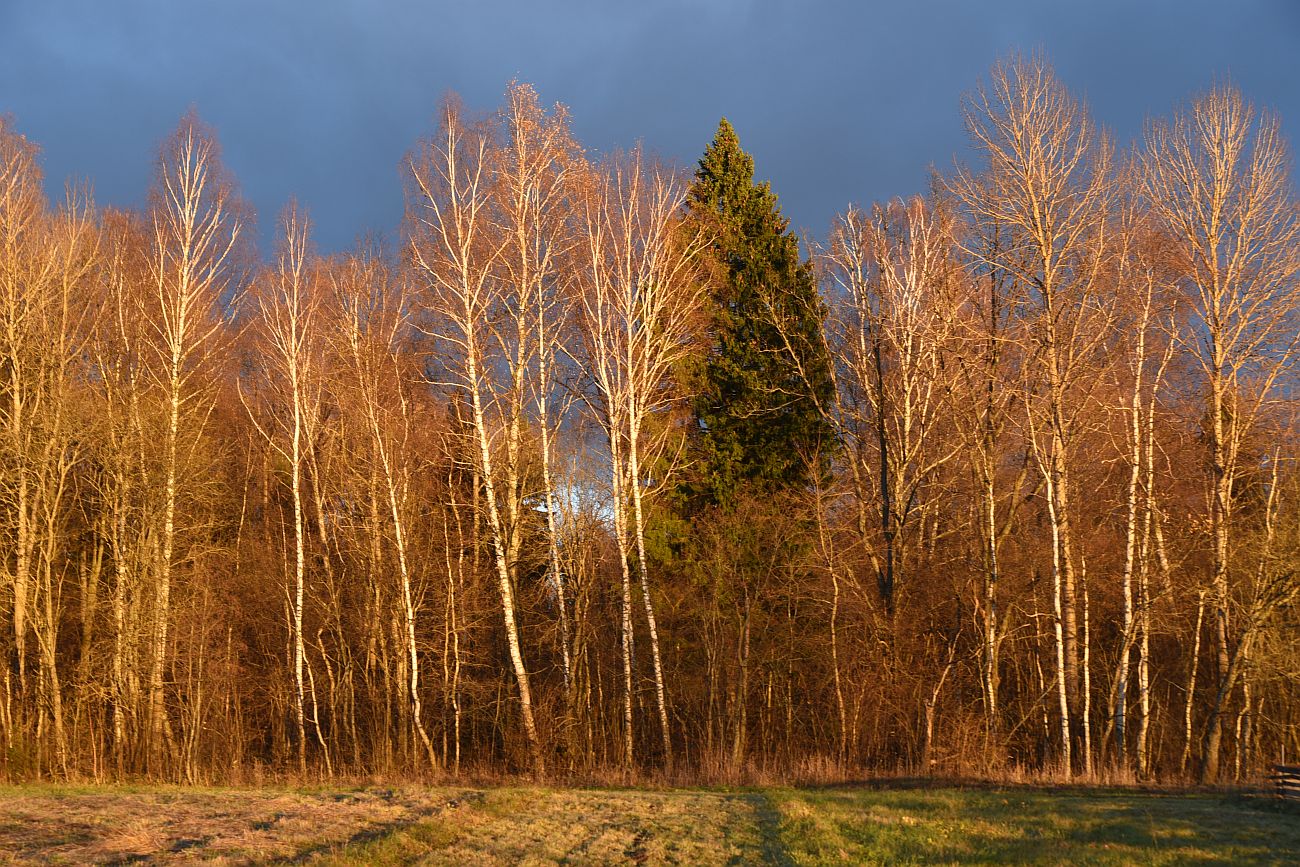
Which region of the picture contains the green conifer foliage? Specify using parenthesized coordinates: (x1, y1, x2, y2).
(683, 118, 836, 509)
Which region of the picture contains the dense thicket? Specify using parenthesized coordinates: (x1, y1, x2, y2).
(0, 56, 1297, 785)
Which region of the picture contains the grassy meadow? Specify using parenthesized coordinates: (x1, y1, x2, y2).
(1, 782, 1297, 864)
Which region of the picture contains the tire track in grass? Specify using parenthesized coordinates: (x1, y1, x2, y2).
(747, 792, 793, 866)
(270, 790, 482, 864)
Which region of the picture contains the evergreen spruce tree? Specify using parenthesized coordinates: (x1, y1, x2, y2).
(682, 118, 835, 510)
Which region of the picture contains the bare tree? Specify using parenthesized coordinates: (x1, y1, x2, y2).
(242, 204, 328, 774)
(330, 252, 438, 770)
(142, 114, 244, 773)
(1102, 188, 1176, 771)
(945, 209, 1026, 748)
(495, 83, 581, 701)
(819, 197, 964, 614)
(572, 150, 706, 769)
(0, 121, 49, 716)
(1142, 84, 1300, 782)
(0, 122, 101, 772)
(949, 54, 1115, 775)
(408, 98, 545, 775)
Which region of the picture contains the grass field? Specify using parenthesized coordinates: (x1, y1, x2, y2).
(1, 782, 1297, 864)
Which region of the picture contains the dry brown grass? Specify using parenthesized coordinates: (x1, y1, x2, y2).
(0, 784, 772, 865)
(0, 784, 464, 864)
(396, 788, 763, 866)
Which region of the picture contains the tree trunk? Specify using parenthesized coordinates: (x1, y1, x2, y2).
(627, 425, 672, 768)
(466, 346, 544, 776)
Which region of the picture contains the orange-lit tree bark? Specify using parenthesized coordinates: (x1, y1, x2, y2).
(0, 122, 48, 722)
(93, 214, 153, 774)
(0, 122, 101, 772)
(495, 83, 580, 702)
(1103, 190, 1176, 771)
(29, 193, 99, 776)
(818, 198, 964, 619)
(329, 253, 438, 771)
(243, 204, 328, 775)
(946, 213, 1026, 749)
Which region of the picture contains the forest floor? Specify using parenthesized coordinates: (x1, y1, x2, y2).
(1, 781, 1297, 864)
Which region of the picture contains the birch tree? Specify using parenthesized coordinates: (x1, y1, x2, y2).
(142, 114, 243, 773)
(949, 54, 1115, 774)
(408, 98, 545, 775)
(330, 252, 439, 770)
(495, 83, 580, 700)
(946, 209, 1025, 746)
(243, 204, 327, 774)
(1103, 189, 1176, 772)
(572, 150, 706, 769)
(819, 197, 964, 613)
(0, 122, 100, 770)
(1141, 84, 1300, 782)
(0, 122, 47, 743)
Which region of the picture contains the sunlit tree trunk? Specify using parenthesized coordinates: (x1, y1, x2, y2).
(331, 257, 437, 771)
(243, 204, 324, 775)
(497, 84, 579, 700)
(0, 123, 52, 731)
(1181, 590, 1206, 776)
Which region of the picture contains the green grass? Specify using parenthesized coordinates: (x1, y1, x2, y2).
(310, 786, 1300, 865)
(770, 786, 1300, 865)
(308, 817, 464, 866)
(2, 782, 1297, 864)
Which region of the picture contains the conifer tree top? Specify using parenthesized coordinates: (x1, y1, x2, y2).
(695, 118, 750, 186)
(690, 118, 789, 240)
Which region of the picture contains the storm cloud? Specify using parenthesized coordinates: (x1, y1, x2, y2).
(2, 0, 1297, 252)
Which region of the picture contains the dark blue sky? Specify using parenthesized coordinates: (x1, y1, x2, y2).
(2, 1, 1298, 253)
